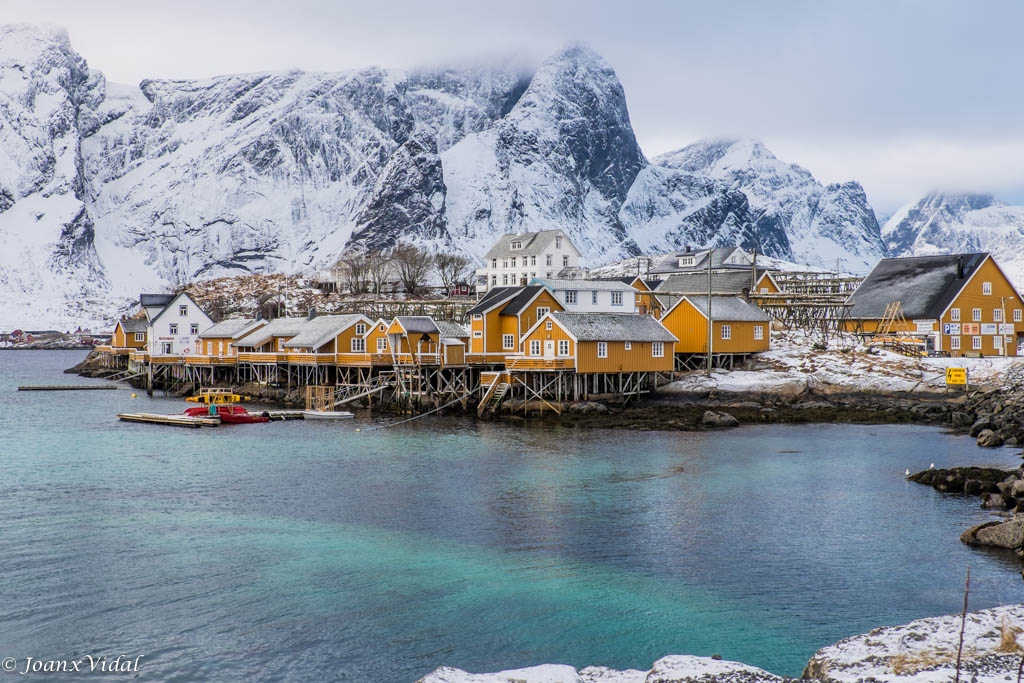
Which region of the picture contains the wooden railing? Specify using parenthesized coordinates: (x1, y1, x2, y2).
(237, 352, 286, 363)
(504, 356, 575, 370)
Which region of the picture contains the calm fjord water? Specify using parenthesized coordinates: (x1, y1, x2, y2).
(1, 351, 1022, 681)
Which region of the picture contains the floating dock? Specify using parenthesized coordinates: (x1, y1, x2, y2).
(264, 410, 307, 421)
(19, 385, 118, 391)
(117, 412, 221, 428)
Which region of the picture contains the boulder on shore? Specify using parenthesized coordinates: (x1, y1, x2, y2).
(701, 410, 739, 428)
(962, 517, 1024, 549)
(976, 429, 1004, 447)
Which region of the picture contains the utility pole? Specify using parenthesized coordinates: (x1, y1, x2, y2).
(706, 247, 712, 376)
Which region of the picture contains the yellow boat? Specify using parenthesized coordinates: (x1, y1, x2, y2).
(184, 387, 251, 405)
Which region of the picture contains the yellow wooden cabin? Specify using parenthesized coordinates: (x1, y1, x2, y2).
(467, 285, 564, 362)
(194, 318, 265, 362)
(514, 311, 677, 373)
(110, 318, 148, 350)
(362, 318, 396, 365)
(845, 253, 1024, 357)
(659, 295, 771, 355)
(234, 317, 309, 362)
(386, 316, 470, 367)
(280, 314, 374, 365)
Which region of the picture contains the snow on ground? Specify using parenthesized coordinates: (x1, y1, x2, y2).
(660, 329, 1017, 396)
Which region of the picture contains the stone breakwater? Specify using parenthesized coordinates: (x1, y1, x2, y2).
(419, 605, 1024, 683)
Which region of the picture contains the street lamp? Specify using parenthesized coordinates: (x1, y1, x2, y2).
(1001, 295, 1015, 357)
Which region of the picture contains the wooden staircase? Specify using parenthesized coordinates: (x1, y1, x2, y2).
(478, 372, 510, 416)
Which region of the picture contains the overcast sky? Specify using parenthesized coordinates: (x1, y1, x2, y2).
(8, 0, 1024, 214)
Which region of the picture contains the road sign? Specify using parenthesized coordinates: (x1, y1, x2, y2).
(946, 367, 967, 385)
(943, 323, 961, 335)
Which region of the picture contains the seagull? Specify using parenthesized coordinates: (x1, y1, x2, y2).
(905, 469, 911, 477)
(929, 463, 935, 469)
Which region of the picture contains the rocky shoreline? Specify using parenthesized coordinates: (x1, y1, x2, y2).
(419, 604, 1024, 683)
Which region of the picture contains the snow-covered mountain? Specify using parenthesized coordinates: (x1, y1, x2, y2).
(0, 24, 888, 329)
(883, 192, 1024, 284)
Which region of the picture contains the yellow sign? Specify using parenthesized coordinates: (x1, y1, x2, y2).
(946, 367, 967, 385)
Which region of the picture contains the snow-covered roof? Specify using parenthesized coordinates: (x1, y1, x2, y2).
(434, 320, 469, 339)
(846, 253, 991, 319)
(484, 230, 573, 259)
(282, 314, 368, 350)
(531, 278, 634, 292)
(394, 316, 439, 335)
(549, 312, 677, 342)
(198, 318, 261, 339)
(669, 295, 769, 322)
(237, 317, 308, 348)
(656, 270, 769, 295)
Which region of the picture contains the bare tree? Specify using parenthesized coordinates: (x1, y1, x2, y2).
(339, 252, 370, 294)
(391, 243, 433, 296)
(434, 252, 471, 296)
(365, 251, 392, 294)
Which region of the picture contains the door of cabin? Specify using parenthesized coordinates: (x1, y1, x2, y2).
(161, 342, 173, 355)
(544, 340, 555, 358)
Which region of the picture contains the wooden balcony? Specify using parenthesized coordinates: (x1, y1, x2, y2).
(504, 356, 575, 371)
(184, 355, 238, 366)
(236, 352, 286, 363)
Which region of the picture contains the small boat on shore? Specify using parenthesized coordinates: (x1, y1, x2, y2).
(184, 405, 270, 424)
(302, 410, 354, 420)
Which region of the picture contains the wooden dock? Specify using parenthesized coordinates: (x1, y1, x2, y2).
(117, 412, 220, 428)
(19, 384, 119, 391)
(264, 410, 307, 421)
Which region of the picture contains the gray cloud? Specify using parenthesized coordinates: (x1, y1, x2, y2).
(7, 0, 1024, 212)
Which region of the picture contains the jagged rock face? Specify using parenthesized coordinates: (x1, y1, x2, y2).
(883, 192, 1024, 282)
(0, 25, 892, 328)
(652, 139, 886, 273)
(442, 44, 646, 263)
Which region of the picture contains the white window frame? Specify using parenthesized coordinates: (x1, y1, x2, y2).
(679, 256, 695, 267)
(972, 308, 982, 322)
(721, 324, 731, 340)
(950, 308, 960, 322)
(972, 335, 982, 350)
(754, 325, 763, 340)
(950, 336, 961, 350)
(1016, 309, 1022, 323)
(530, 340, 540, 355)
(377, 337, 387, 352)
(536, 307, 549, 319)
(624, 341, 631, 350)
(169, 323, 178, 335)
(502, 274, 508, 285)
(491, 275, 497, 286)
(511, 241, 522, 250)
(558, 339, 569, 356)
(511, 256, 517, 268)
(983, 281, 992, 295)
(760, 287, 768, 294)
(545, 320, 553, 330)
(134, 332, 145, 342)
(994, 335, 1002, 350)
(597, 341, 607, 358)
(491, 258, 497, 269)
(190, 323, 199, 335)
(565, 291, 577, 305)
(562, 255, 569, 267)
(555, 236, 562, 249)
(546, 254, 552, 266)
(351, 337, 366, 353)
(503, 334, 515, 350)
(356, 323, 366, 335)
(611, 291, 623, 306)
(530, 255, 536, 266)
(994, 309, 1003, 322)
(179, 304, 188, 316)
(652, 342, 664, 358)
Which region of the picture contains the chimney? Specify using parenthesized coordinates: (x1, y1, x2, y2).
(956, 256, 964, 279)
(308, 308, 317, 320)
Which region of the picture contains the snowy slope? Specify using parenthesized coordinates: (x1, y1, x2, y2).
(883, 193, 1024, 285)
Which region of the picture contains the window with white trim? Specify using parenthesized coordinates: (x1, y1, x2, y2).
(511, 257, 516, 268)
(611, 291, 623, 306)
(502, 274, 508, 285)
(565, 291, 577, 305)
(950, 308, 960, 322)
(562, 255, 569, 267)
(169, 323, 178, 335)
(994, 335, 1002, 350)
(546, 254, 552, 266)
(624, 341, 631, 350)
(652, 342, 664, 358)
(503, 334, 515, 350)
(679, 256, 695, 267)
(994, 309, 1003, 322)
(190, 323, 199, 335)
(754, 325, 763, 340)
(721, 324, 731, 340)
(983, 281, 992, 295)
(377, 337, 387, 352)
(558, 339, 569, 355)
(760, 287, 768, 294)
(491, 275, 497, 286)
(972, 308, 982, 322)
(545, 320, 552, 330)
(530, 255, 536, 266)
(555, 236, 562, 249)
(179, 305, 188, 316)
(491, 259, 497, 268)
(592, 291, 598, 305)
(972, 335, 982, 350)
(950, 336, 961, 350)
(597, 342, 607, 358)
(530, 340, 540, 355)
(351, 338, 365, 352)
(1016, 309, 1022, 322)
(356, 323, 366, 335)
(511, 241, 522, 250)
(536, 307, 549, 319)
(134, 332, 145, 342)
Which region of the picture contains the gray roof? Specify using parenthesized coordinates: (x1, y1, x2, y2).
(655, 270, 769, 295)
(846, 253, 992, 320)
(236, 317, 308, 348)
(394, 316, 439, 335)
(532, 278, 634, 292)
(648, 247, 753, 275)
(670, 296, 769, 322)
(499, 286, 549, 316)
(434, 320, 469, 339)
(282, 314, 368, 350)
(550, 312, 677, 342)
(119, 318, 148, 333)
(468, 286, 524, 315)
(198, 318, 259, 339)
(140, 293, 175, 307)
(484, 230, 570, 259)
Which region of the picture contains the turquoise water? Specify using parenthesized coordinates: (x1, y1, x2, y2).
(1, 351, 1022, 681)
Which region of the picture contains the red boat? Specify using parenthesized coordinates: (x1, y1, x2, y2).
(184, 404, 270, 424)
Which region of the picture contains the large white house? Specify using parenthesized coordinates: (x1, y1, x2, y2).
(144, 292, 214, 356)
(475, 230, 583, 293)
(530, 278, 638, 313)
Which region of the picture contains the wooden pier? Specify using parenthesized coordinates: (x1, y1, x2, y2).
(19, 384, 119, 391)
(117, 412, 221, 428)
